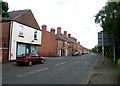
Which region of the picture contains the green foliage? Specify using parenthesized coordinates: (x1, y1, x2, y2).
(95, 1, 120, 61)
(2, 12, 9, 17)
(108, 47, 113, 59)
(95, 2, 120, 42)
(91, 45, 98, 53)
(0, 1, 9, 18)
(117, 59, 120, 75)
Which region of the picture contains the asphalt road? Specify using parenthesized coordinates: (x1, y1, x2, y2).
(2, 53, 97, 84)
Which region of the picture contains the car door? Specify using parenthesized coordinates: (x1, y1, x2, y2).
(36, 54, 42, 63)
(31, 53, 40, 63)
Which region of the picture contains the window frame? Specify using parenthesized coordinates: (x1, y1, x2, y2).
(18, 25, 24, 38)
(34, 31, 37, 40)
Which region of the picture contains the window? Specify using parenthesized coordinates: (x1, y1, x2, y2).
(34, 31, 37, 40)
(19, 25, 24, 38)
(63, 42, 67, 47)
(58, 40, 60, 47)
(17, 44, 26, 57)
(3, 42, 7, 48)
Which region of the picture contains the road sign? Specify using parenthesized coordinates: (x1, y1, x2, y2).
(98, 31, 113, 46)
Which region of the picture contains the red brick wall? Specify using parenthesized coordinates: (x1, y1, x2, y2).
(2, 22, 10, 48)
(68, 42, 73, 55)
(1, 22, 10, 63)
(38, 30, 58, 57)
(57, 40, 64, 56)
(58, 40, 63, 49)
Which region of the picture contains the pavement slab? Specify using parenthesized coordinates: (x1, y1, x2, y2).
(88, 54, 119, 85)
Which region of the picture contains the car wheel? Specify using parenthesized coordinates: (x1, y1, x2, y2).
(41, 59, 44, 64)
(28, 61, 32, 66)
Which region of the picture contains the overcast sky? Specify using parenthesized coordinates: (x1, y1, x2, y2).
(4, 0, 107, 49)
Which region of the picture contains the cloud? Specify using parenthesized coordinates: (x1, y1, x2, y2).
(56, 0, 68, 7)
(4, 0, 107, 49)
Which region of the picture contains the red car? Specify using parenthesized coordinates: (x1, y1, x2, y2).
(16, 53, 45, 66)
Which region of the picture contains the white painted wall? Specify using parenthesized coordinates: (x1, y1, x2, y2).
(10, 21, 41, 60)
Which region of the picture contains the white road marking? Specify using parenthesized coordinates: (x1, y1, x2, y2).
(16, 67, 48, 77)
(85, 61, 89, 64)
(71, 59, 75, 61)
(55, 62, 67, 66)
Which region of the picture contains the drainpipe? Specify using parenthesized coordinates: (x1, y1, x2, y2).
(9, 21, 13, 61)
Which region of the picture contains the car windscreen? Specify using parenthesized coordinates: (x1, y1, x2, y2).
(31, 53, 39, 57)
(18, 53, 29, 57)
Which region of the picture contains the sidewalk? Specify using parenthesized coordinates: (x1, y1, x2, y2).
(88, 54, 119, 85)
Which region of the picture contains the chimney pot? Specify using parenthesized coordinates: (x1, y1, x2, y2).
(50, 28, 55, 33)
(53, 29, 55, 33)
(64, 31, 67, 36)
(42, 24, 47, 31)
(57, 27, 61, 35)
(68, 34, 71, 37)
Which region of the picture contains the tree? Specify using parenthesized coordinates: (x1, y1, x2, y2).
(91, 45, 98, 53)
(0, 1, 9, 18)
(95, 1, 120, 61)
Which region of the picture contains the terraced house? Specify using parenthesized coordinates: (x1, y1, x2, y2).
(38, 25, 69, 57)
(38, 25, 84, 57)
(1, 9, 42, 63)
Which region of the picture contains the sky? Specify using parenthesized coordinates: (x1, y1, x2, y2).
(4, 0, 107, 49)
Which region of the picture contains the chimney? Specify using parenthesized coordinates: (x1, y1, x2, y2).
(74, 38, 77, 42)
(64, 31, 67, 36)
(72, 37, 77, 41)
(50, 28, 54, 32)
(57, 27, 61, 35)
(50, 28, 55, 34)
(68, 34, 71, 37)
(53, 29, 55, 34)
(42, 24, 47, 31)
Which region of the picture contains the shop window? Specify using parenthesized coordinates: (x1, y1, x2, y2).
(17, 44, 26, 57)
(31, 46, 38, 53)
(34, 31, 37, 40)
(18, 25, 24, 38)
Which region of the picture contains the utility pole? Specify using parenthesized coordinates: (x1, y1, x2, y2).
(113, 46, 116, 62)
(102, 32, 104, 64)
(113, 40, 116, 62)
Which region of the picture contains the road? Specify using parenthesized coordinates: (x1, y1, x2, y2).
(2, 53, 97, 84)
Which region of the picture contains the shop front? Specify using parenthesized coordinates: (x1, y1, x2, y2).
(16, 43, 38, 58)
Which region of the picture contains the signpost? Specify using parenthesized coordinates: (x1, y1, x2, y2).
(98, 31, 113, 64)
(102, 32, 104, 64)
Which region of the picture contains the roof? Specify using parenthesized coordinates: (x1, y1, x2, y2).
(48, 31, 68, 42)
(2, 9, 41, 30)
(61, 34, 78, 44)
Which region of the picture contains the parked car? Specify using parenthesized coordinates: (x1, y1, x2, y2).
(72, 51, 79, 56)
(16, 53, 45, 66)
(81, 52, 86, 55)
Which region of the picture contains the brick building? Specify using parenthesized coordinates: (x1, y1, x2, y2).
(38, 25, 68, 57)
